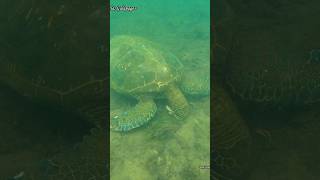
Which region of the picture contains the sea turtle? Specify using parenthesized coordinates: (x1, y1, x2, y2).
(225, 1, 320, 108)
(110, 35, 190, 132)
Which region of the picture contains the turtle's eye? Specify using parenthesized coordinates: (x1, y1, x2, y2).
(309, 49, 320, 63)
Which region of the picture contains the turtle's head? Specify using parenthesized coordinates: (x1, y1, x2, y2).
(110, 111, 120, 129)
(110, 110, 130, 131)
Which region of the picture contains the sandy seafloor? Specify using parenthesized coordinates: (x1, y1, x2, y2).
(110, 0, 210, 179)
(110, 91, 210, 180)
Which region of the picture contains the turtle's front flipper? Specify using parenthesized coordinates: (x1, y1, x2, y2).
(110, 97, 157, 132)
(180, 70, 210, 96)
(165, 84, 189, 119)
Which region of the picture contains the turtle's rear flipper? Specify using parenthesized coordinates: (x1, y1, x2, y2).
(110, 97, 157, 132)
(165, 84, 189, 119)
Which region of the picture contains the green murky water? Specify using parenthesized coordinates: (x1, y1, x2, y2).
(0, 0, 210, 179)
(110, 0, 210, 179)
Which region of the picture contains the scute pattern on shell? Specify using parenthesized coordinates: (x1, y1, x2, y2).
(110, 35, 183, 96)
